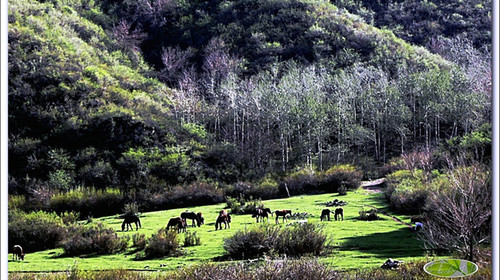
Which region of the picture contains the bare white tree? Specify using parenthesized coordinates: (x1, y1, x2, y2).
(421, 163, 492, 262)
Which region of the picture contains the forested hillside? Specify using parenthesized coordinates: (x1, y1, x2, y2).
(9, 0, 491, 216)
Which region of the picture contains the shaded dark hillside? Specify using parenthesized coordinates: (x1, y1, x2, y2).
(8, 0, 209, 193)
(332, 0, 491, 50)
(99, 0, 449, 76)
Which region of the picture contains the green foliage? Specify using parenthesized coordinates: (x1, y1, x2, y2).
(385, 170, 430, 214)
(224, 223, 327, 259)
(48, 188, 124, 218)
(61, 222, 129, 256)
(8, 209, 66, 253)
(144, 228, 182, 259)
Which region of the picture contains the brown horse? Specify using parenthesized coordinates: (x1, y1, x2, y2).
(181, 211, 204, 227)
(215, 210, 231, 230)
(252, 207, 272, 223)
(122, 215, 141, 231)
(12, 245, 25, 261)
(166, 217, 187, 233)
(320, 209, 331, 221)
(275, 210, 292, 224)
(334, 208, 344, 221)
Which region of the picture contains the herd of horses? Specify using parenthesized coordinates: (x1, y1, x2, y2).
(122, 207, 345, 234)
(12, 206, 346, 261)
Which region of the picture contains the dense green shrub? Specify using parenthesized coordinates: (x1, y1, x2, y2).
(48, 188, 124, 218)
(282, 168, 319, 195)
(384, 170, 430, 214)
(8, 209, 66, 253)
(322, 164, 363, 191)
(224, 225, 280, 259)
(144, 228, 182, 259)
(282, 165, 363, 196)
(60, 223, 129, 256)
(224, 223, 327, 259)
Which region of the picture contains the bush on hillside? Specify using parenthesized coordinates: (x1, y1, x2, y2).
(144, 228, 182, 259)
(8, 209, 66, 253)
(224, 223, 327, 259)
(282, 165, 362, 196)
(60, 223, 129, 256)
(384, 170, 430, 214)
(48, 188, 124, 218)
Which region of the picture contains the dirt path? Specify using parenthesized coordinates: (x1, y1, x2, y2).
(360, 178, 413, 228)
(360, 178, 386, 193)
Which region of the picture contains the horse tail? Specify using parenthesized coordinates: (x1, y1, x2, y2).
(121, 220, 126, 231)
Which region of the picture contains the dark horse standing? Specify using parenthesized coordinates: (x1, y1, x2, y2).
(334, 208, 344, 221)
(320, 209, 331, 221)
(275, 210, 292, 224)
(167, 217, 187, 233)
(252, 208, 272, 223)
(181, 211, 204, 227)
(122, 215, 141, 231)
(215, 210, 231, 230)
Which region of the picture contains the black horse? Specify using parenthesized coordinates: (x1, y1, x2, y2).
(334, 208, 344, 221)
(181, 211, 204, 227)
(320, 209, 331, 221)
(167, 217, 187, 233)
(122, 215, 141, 231)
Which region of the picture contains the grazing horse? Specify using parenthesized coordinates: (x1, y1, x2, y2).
(215, 210, 231, 230)
(122, 215, 141, 231)
(275, 210, 292, 224)
(181, 211, 204, 227)
(320, 209, 331, 221)
(334, 208, 344, 221)
(166, 217, 187, 233)
(252, 208, 272, 223)
(12, 245, 24, 261)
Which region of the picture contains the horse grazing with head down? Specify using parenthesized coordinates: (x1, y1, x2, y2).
(334, 208, 344, 221)
(215, 210, 231, 230)
(320, 209, 331, 221)
(252, 207, 272, 223)
(122, 215, 141, 231)
(166, 217, 187, 233)
(275, 210, 292, 224)
(181, 211, 204, 227)
(12, 245, 25, 261)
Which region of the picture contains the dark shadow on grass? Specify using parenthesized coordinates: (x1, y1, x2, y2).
(339, 227, 424, 259)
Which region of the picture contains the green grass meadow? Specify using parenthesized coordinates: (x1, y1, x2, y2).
(8, 189, 434, 272)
